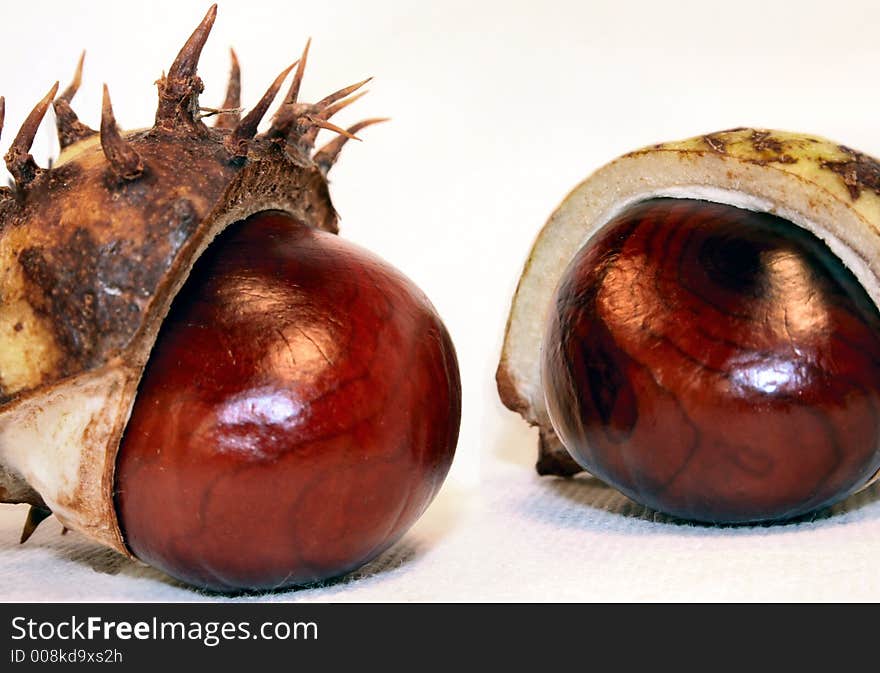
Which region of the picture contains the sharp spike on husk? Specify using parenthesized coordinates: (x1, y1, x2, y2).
(59, 50, 86, 102)
(308, 116, 361, 140)
(314, 118, 389, 172)
(297, 115, 361, 154)
(321, 90, 369, 121)
(225, 62, 296, 158)
(299, 114, 363, 151)
(4, 82, 59, 188)
(167, 4, 217, 85)
(214, 47, 241, 130)
(54, 51, 98, 149)
(316, 78, 371, 109)
(101, 84, 144, 180)
(267, 38, 311, 137)
(287, 38, 311, 105)
(298, 83, 371, 149)
(20, 506, 52, 544)
(155, 4, 218, 126)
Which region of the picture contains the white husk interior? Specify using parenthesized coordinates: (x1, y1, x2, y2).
(0, 367, 132, 544)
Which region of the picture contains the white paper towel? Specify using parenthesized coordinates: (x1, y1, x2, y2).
(3, 435, 879, 602)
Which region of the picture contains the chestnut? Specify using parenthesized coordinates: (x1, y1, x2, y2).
(116, 212, 460, 590)
(0, 5, 460, 591)
(498, 128, 880, 523)
(542, 198, 880, 522)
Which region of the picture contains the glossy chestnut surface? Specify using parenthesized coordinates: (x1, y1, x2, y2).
(542, 198, 880, 522)
(115, 211, 461, 591)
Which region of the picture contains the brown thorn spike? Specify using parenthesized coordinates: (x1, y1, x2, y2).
(316, 78, 371, 110)
(225, 62, 296, 158)
(298, 115, 362, 154)
(214, 47, 241, 130)
(59, 50, 85, 102)
(155, 4, 217, 127)
(4, 82, 59, 189)
(322, 90, 369, 121)
(314, 118, 389, 172)
(300, 87, 370, 149)
(54, 51, 98, 149)
(20, 506, 52, 544)
(307, 117, 361, 140)
(266, 38, 311, 138)
(101, 85, 144, 180)
(287, 38, 311, 105)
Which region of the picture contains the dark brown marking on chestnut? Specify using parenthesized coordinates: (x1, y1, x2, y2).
(13, 322, 22, 332)
(821, 145, 880, 200)
(115, 211, 460, 591)
(543, 197, 880, 522)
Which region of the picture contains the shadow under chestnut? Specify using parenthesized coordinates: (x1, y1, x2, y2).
(523, 474, 880, 535)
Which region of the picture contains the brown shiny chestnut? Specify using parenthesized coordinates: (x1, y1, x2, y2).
(542, 198, 880, 522)
(116, 211, 461, 591)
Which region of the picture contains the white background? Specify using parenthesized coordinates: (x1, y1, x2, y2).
(1, 0, 880, 601)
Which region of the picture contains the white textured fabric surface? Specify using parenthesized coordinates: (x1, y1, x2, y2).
(3, 0, 880, 602)
(3, 436, 880, 602)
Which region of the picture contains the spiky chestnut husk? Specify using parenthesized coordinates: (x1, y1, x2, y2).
(0, 5, 396, 556)
(498, 128, 880, 495)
